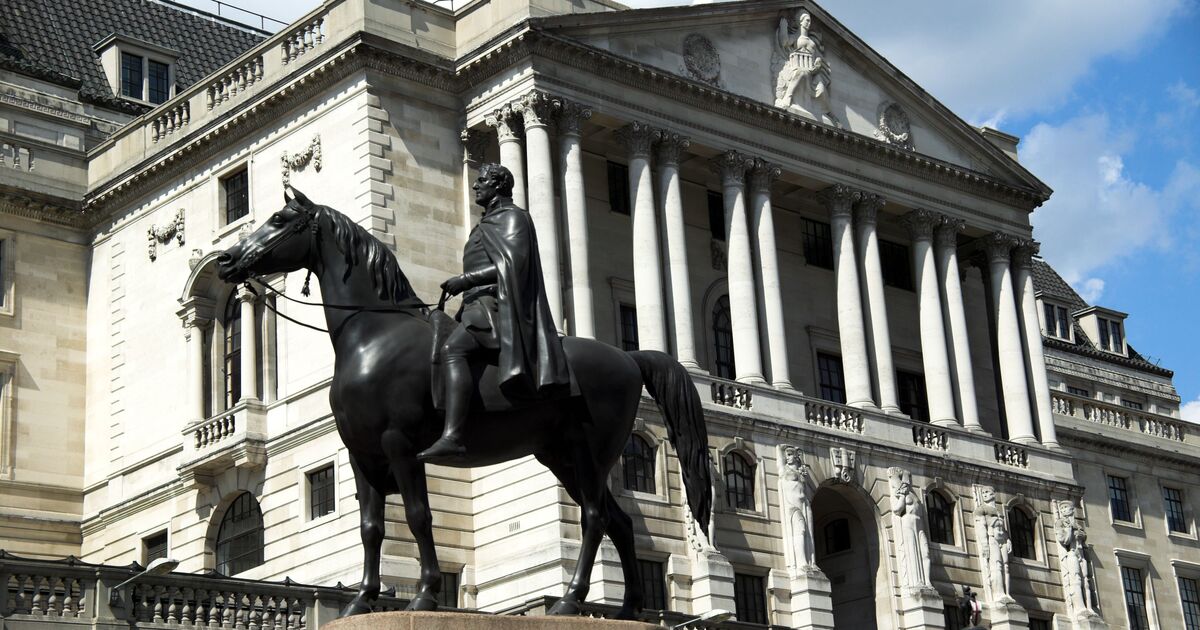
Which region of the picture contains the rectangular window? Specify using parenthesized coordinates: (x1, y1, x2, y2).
(733, 572, 767, 625)
(879, 240, 913, 290)
(1121, 566, 1151, 630)
(308, 465, 335, 520)
(120, 52, 143, 98)
(1107, 475, 1133, 522)
(1044, 303, 1072, 339)
(707, 190, 725, 241)
(607, 161, 630, 215)
(1029, 619, 1051, 630)
(1180, 576, 1200, 630)
(1067, 386, 1090, 398)
(801, 217, 834, 269)
(638, 559, 667, 611)
(223, 169, 250, 225)
(896, 370, 929, 422)
(1099, 317, 1124, 352)
(1164, 487, 1188, 533)
(619, 304, 639, 351)
(148, 59, 170, 104)
(143, 530, 168, 563)
(436, 571, 459, 608)
(1122, 399, 1144, 411)
(817, 353, 846, 404)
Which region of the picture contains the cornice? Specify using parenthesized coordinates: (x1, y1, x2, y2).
(1043, 336, 1173, 378)
(0, 184, 86, 228)
(1059, 428, 1197, 471)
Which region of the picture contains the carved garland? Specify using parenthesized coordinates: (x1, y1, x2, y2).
(281, 135, 322, 185)
(147, 209, 185, 261)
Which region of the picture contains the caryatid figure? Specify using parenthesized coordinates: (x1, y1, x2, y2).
(779, 446, 817, 575)
(888, 467, 932, 590)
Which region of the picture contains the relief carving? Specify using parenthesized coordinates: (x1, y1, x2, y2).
(778, 445, 818, 576)
(829, 447, 856, 484)
(888, 467, 932, 591)
(682, 34, 721, 87)
(972, 485, 1014, 604)
(147, 209, 185, 262)
(1054, 499, 1100, 620)
(771, 10, 840, 127)
(281, 135, 322, 185)
(874, 101, 914, 151)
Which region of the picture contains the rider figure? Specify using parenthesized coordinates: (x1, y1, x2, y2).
(418, 163, 569, 462)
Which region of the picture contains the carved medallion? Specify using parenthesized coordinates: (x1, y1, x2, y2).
(874, 102, 914, 150)
(682, 34, 721, 87)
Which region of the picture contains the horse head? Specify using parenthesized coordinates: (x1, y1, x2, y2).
(217, 186, 319, 284)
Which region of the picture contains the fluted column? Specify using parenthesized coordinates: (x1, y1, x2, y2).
(517, 91, 564, 330)
(237, 285, 259, 403)
(715, 150, 764, 384)
(558, 101, 595, 338)
(749, 160, 791, 389)
(183, 313, 211, 422)
(657, 132, 698, 368)
(984, 233, 1037, 444)
(934, 218, 983, 432)
(1014, 241, 1060, 448)
(816, 185, 873, 407)
(484, 104, 526, 209)
(903, 210, 956, 426)
(616, 122, 667, 351)
(854, 193, 898, 412)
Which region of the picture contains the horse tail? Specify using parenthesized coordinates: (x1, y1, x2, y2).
(629, 350, 711, 536)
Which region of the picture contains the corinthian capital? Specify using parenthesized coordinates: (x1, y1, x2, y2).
(484, 104, 522, 143)
(656, 131, 690, 166)
(853, 193, 886, 226)
(934, 217, 965, 249)
(615, 121, 661, 159)
(816, 184, 860, 219)
(749, 158, 782, 193)
(982, 232, 1018, 264)
(556, 100, 592, 136)
(712, 150, 750, 186)
(1011, 239, 1040, 269)
(516, 90, 561, 128)
(460, 128, 489, 163)
(901, 209, 941, 241)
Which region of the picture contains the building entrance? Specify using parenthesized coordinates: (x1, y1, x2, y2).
(813, 485, 879, 628)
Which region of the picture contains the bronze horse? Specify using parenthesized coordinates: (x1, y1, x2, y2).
(216, 188, 712, 618)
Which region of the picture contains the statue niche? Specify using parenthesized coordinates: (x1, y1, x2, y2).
(771, 9, 840, 127)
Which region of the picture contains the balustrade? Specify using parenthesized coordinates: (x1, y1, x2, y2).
(1050, 392, 1185, 442)
(281, 17, 325, 64)
(150, 102, 190, 143)
(993, 442, 1028, 468)
(710, 382, 752, 410)
(206, 57, 265, 110)
(193, 414, 236, 450)
(912, 425, 948, 451)
(804, 400, 864, 434)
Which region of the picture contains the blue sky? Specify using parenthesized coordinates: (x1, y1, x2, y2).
(199, 0, 1200, 415)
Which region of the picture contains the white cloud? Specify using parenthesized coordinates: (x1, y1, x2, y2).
(1181, 397, 1200, 423)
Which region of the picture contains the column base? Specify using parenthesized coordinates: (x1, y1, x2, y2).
(1010, 435, 1039, 446)
(848, 400, 880, 411)
(964, 424, 990, 435)
(736, 374, 767, 385)
(931, 418, 959, 428)
(986, 599, 1028, 630)
(678, 360, 702, 371)
(772, 381, 796, 391)
(899, 587, 944, 630)
(790, 568, 835, 630)
(881, 405, 906, 416)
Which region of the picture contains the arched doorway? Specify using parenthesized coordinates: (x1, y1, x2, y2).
(813, 485, 880, 628)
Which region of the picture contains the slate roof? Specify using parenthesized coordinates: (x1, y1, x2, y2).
(0, 0, 266, 115)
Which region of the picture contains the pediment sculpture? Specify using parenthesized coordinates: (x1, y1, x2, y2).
(771, 9, 840, 127)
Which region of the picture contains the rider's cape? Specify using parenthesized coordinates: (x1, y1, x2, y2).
(477, 202, 570, 399)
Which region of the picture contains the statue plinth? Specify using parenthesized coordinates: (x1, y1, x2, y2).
(790, 569, 835, 630)
(898, 587, 943, 630)
(325, 612, 661, 630)
(985, 599, 1029, 630)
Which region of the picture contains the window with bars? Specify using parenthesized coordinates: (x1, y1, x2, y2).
(926, 491, 954, 545)
(222, 293, 242, 410)
(707, 190, 725, 241)
(120, 52, 143, 98)
(1043, 302, 1072, 340)
(148, 59, 170, 104)
(801, 217, 834, 269)
(1121, 566, 1151, 630)
(308, 465, 335, 519)
(879, 240, 913, 290)
(1180, 576, 1200, 630)
(622, 435, 656, 493)
(1108, 475, 1134, 522)
(817, 353, 846, 404)
(638, 559, 667, 611)
(1067, 386, 1091, 398)
(823, 518, 851, 556)
(724, 451, 756, 511)
(712, 296, 734, 379)
(733, 573, 767, 625)
(143, 530, 169, 564)
(1164, 487, 1188, 534)
(607, 161, 630, 215)
(618, 304, 639, 351)
(897, 370, 929, 422)
(222, 169, 250, 225)
(1009, 507, 1036, 560)
(437, 572, 460, 608)
(215, 492, 264, 576)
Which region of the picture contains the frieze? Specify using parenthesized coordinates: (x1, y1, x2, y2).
(147, 209, 185, 261)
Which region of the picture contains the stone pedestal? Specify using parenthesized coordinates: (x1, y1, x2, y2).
(689, 550, 736, 615)
(324, 612, 661, 630)
(790, 570, 835, 630)
(1067, 611, 1109, 630)
(987, 599, 1028, 630)
(899, 588, 945, 630)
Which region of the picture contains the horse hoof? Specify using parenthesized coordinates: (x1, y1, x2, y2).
(340, 599, 373, 617)
(547, 598, 581, 616)
(614, 605, 639, 620)
(405, 595, 439, 612)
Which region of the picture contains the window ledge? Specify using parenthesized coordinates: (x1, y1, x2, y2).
(618, 489, 671, 506)
(723, 507, 770, 523)
(296, 510, 341, 535)
(1167, 530, 1198, 543)
(1111, 519, 1143, 533)
(215, 215, 254, 245)
(929, 541, 969, 557)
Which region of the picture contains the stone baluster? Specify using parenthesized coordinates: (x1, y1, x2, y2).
(714, 150, 765, 383)
(983, 233, 1037, 444)
(517, 91, 565, 330)
(935, 218, 983, 432)
(657, 132, 698, 367)
(483, 104, 527, 209)
(237, 285, 259, 403)
(817, 185, 873, 407)
(616, 122, 668, 351)
(558, 101, 595, 338)
(854, 193, 899, 412)
(1014, 240, 1060, 448)
(749, 159, 791, 388)
(903, 209, 957, 426)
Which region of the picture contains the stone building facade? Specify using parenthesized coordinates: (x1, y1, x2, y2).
(0, 1, 1196, 629)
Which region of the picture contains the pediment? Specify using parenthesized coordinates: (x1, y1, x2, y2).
(537, 0, 1048, 194)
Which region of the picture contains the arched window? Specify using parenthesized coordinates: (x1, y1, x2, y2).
(1008, 507, 1037, 560)
(222, 292, 242, 410)
(216, 492, 264, 575)
(926, 491, 954, 545)
(622, 434, 656, 493)
(723, 451, 755, 510)
(712, 295, 734, 379)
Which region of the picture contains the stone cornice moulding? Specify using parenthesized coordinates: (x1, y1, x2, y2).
(0, 186, 85, 228)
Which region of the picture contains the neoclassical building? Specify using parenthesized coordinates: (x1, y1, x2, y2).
(0, 0, 1196, 629)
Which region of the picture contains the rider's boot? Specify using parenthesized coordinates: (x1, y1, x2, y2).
(418, 354, 469, 462)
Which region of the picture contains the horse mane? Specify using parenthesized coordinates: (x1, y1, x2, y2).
(316, 204, 417, 304)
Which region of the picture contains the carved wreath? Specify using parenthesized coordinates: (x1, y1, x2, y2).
(147, 209, 185, 262)
(281, 135, 322, 185)
(875, 102, 914, 151)
(682, 34, 721, 87)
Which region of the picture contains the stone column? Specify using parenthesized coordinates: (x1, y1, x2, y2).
(183, 313, 210, 422)
(558, 101, 595, 339)
(983, 233, 1037, 444)
(816, 185, 873, 408)
(935, 219, 984, 432)
(1014, 241, 1060, 449)
(714, 150, 764, 384)
(854, 193, 899, 412)
(616, 122, 667, 351)
(902, 210, 957, 426)
(484, 104, 526, 209)
(237, 285, 259, 403)
(750, 160, 792, 389)
(459, 129, 489, 242)
(517, 91, 564, 330)
(657, 132, 699, 368)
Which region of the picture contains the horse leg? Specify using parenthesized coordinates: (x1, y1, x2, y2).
(390, 458, 442, 611)
(604, 490, 643, 620)
(541, 444, 608, 616)
(343, 458, 385, 616)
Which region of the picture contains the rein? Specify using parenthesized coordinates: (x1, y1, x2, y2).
(244, 275, 444, 335)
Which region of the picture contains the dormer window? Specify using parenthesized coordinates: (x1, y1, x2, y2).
(1098, 317, 1123, 354)
(1076, 306, 1128, 357)
(95, 34, 179, 106)
(1042, 301, 1072, 341)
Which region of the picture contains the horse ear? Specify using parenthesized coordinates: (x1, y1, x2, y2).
(285, 185, 313, 208)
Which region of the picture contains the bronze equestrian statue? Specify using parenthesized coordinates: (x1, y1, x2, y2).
(216, 164, 712, 619)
